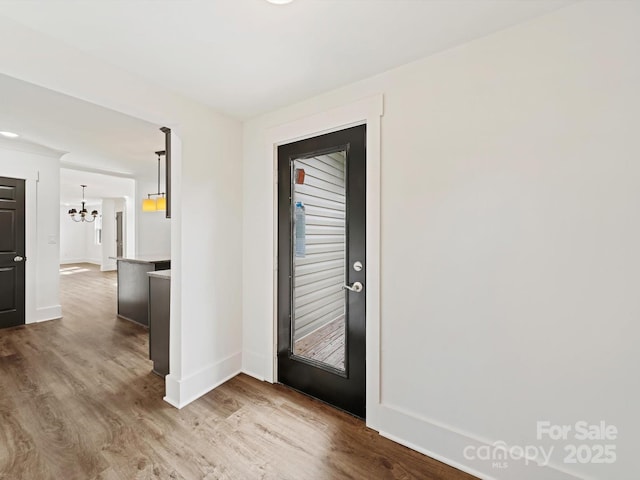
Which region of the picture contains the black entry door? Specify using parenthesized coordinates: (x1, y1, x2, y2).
(0, 176, 26, 329)
(278, 125, 366, 418)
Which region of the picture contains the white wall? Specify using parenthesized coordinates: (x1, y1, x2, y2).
(0, 138, 62, 323)
(59, 203, 101, 264)
(60, 167, 137, 263)
(175, 118, 243, 404)
(242, 3, 639, 480)
(60, 199, 128, 269)
(84, 208, 102, 264)
(136, 175, 171, 256)
(100, 198, 117, 271)
(60, 205, 86, 263)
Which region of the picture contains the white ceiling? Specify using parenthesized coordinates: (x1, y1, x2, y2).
(0, 74, 164, 176)
(0, 73, 163, 205)
(0, 73, 164, 175)
(0, 0, 573, 119)
(1, 0, 574, 203)
(60, 168, 135, 206)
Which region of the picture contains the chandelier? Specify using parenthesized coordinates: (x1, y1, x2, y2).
(68, 184, 99, 222)
(142, 150, 166, 212)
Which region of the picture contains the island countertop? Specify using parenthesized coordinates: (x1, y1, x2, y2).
(148, 269, 171, 279)
(114, 254, 171, 265)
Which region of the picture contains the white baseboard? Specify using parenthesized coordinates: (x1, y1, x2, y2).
(60, 259, 86, 265)
(377, 404, 583, 480)
(60, 259, 101, 266)
(241, 369, 266, 382)
(241, 349, 269, 382)
(164, 351, 242, 409)
(34, 305, 62, 323)
(237, 351, 586, 479)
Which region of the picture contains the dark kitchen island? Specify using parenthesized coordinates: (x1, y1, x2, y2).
(116, 255, 170, 326)
(148, 269, 170, 376)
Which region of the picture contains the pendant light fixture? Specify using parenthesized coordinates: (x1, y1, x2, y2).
(142, 150, 166, 212)
(68, 185, 99, 222)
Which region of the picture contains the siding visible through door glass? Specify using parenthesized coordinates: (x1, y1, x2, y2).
(292, 152, 346, 341)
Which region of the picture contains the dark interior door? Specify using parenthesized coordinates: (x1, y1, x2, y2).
(0, 176, 26, 329)
(278, 124, 366, 418)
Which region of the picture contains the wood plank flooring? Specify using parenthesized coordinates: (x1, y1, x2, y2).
(294, 316, 345, 369)
(0, 263, 477, 480)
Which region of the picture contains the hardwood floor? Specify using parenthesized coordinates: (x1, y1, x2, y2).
(294, 316, 345, 369)
(0, 263, 477, 480)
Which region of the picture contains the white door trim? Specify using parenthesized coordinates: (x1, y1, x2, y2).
(264, 94, 383, 429)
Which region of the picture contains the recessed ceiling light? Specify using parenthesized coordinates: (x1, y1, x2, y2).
(266, 0, 293, 4)
(0, 131, 19, 138)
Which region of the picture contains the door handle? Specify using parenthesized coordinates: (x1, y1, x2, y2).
(342, 281, 363, 293)
(14, 256, 25, 262)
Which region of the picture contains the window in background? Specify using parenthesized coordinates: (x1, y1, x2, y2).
(95, 214, 102, 245)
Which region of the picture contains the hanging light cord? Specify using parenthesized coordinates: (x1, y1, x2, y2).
(154, 151, 165, 197)
(68, 184, 98, 222)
